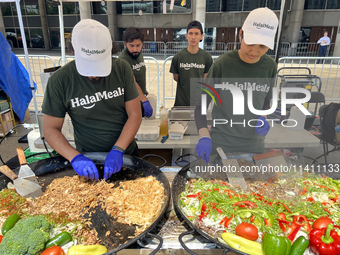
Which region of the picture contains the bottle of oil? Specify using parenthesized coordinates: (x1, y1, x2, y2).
(159, 106, 168, 136)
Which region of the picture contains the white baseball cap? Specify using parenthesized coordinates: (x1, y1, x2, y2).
(72, 19, 112, 77)
(241, 7, 278, 50)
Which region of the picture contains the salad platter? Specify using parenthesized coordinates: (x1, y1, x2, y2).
(172, 156, 340, 255)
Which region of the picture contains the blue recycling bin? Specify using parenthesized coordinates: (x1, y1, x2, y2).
(150, 42, 157, 53)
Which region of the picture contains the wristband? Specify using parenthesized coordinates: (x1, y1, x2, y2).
(112, 145, 125, 153)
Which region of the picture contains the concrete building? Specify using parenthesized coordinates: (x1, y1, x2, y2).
(0, 0, 339, 55)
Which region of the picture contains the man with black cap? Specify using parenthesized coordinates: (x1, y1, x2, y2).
(170, 20, 213, 106)
(195, 7, 279, 163)
(42, 19, 142, 181)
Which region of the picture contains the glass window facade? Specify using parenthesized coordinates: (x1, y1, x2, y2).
(46, 2, 58, 15)
(46, 2, 79, 15)
(228, 0, 243, 11)
(243, 0, 266, 11)
(24, 4, 39, 15)
(134, 1, 153, 14)
(118, 0, 191, 14)
(92, 2, 107, 15)
(1, 5, 14, 16)
(207, 0, 283, 12)
(326, 0, 339, 9)
(120, 1, 134, 14)
(206, 0, 221, 12)
(304, 0, 326, 9)
(267, 0, 282, 10)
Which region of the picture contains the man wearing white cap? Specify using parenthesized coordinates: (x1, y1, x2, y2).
(42, 19, 142, 180)
(195, 8, 279, 163)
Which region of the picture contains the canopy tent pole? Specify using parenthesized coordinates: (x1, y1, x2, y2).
(275, 0, 289, 63)
(58, 0, 66, 66)
(15, 0, 39, 123)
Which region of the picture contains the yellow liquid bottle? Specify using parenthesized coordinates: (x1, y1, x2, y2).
(159, 107, 168, 136)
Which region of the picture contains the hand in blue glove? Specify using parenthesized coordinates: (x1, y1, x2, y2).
(104, 149, 123, 180)
(71, 154, 99, 180)
(196, 137, 212, 164)
(255, 116, 270, 137)
(142, 100, 153, 118)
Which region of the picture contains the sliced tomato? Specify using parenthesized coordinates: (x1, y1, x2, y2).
(312, 216, 333, 229)
(40, 246, 65, 255)
(235, 222, 259, 241)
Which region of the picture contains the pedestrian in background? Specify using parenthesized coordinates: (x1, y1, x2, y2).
(317, 31, 330, 64)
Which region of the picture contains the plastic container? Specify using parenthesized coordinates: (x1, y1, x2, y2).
(160, 106, 168, 136)
(287, 106, 307, 131)
(135, 119, 160, 141)
(169, 122, 188, 140)
(27, 124, 47, 152)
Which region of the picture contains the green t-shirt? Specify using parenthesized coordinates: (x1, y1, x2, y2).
(170, 48, 213, 106)
(41, 59, 139, 154)
(206, 50, 277, 154)
(119, 48, 146, 94)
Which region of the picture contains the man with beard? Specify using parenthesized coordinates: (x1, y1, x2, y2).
(42, 19, 142, 181)
(119, 27, 153, 118)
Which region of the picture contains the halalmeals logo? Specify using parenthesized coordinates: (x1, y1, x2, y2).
(220, 81, 270, 93)
(81, 47, 106, 56)
(253, 22, 274, 30)
(180, 63, 205, 70)
(71, 88, 124, 109)
(132, 62, 145, 71)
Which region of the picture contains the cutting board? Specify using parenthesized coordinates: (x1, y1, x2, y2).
(253, 150, 287, 167)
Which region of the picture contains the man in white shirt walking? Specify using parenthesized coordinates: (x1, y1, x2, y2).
(317, 31, 330, 64)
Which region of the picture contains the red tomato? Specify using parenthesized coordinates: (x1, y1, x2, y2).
(312, 217, 333, 230)
(40, 246, 65, 255)
(0, 235, 3, 243)
(235, 222, 259, 241)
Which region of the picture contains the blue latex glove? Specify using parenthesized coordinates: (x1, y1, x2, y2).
(196, 137, 212, 164)
(142, 100, 153, 118)
(71, 154, 99, 180)
(255, 116, 270, 137)
(104, 149, 123, 180)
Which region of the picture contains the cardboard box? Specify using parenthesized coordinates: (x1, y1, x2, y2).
(3, 121, 13, 134)
(1, 111, 11, 122)
(24, 109, 30, 121)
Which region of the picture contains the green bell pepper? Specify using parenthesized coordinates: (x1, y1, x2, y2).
(262, 233, 291, 255)
(289, 236, 309, 255)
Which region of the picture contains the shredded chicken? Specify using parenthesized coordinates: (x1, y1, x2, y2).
(103, 175, 164, 235)
(26, 175, 164, 243)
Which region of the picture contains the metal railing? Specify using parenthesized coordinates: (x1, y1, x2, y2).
(289, 42, 335, 57)
(144, 56, 161, 110)
(162, 56, 175, 108)
(57, 55, 74, 66)
(165, 41, 186, 57)
(278, 56, 340, 102)
(142, 41, 166, 58)
(115, 41, 167, 58)
(225, 42, 291, 57)
(16, 55, 56, 98)
(15, 54, 340, 114)
(112, 41, 328, 58)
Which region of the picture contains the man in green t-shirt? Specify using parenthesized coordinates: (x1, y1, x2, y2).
(170, 20, 213, 106)
(42, 19, 142, 180)
(119, 27, 153, 118)
(195, 8, 279, 162)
